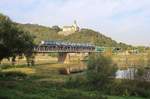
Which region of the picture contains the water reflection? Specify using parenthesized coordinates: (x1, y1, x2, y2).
(116, 68, 137, 80)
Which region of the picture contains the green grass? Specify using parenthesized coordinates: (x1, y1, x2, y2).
(108, 96, 147, 99)
(0, 60, 149, 99)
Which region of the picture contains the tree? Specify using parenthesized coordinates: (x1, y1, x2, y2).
(0, 13, 34, 65)
(52, 25, 61, 32)
(147, 51, 150, 67)
(135, 57, 145, 81)
(86, 54, 117, 89)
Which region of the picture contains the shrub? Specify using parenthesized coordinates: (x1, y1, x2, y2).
(106, 80, 137, 96)
(65, 76, 88, 88)
(1, 65, 13, 69)
(135, 81, 150, 97)
(86, 54, 117, 89)
(57, 90, 107, 99)
(106, 79, 150, 98)
(0, 71, 27, 80)
(0, 64, 27, 69)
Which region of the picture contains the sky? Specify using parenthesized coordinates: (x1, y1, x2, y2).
(0, 0, 150, 46)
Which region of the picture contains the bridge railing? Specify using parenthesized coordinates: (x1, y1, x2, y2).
(34, 45, 95, 53)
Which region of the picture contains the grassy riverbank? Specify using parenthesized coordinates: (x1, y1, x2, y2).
(0, 61, 148, 99)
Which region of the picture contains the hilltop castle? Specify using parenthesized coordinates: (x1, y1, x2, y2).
(58, 20, 79, 36)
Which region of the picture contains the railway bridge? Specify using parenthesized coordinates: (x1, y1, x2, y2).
(34, 41, 100, 63)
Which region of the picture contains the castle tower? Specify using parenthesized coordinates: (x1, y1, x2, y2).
(59, 20, 79, 36)
(73, 20, 77, 27)
(73, 20, 79, 31)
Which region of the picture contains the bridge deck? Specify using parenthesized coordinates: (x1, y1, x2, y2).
(34, 45, 96, 53)
(34, 41, 96, 53)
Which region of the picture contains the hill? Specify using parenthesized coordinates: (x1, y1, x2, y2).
(17, 23, 130, 48)
(17, 24, 64, 44)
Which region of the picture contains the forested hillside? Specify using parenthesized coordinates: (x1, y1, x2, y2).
(17, 24, 64, 44)
(17, 23, 130, 48)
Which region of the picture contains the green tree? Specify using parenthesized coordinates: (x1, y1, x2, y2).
(52, 25, 61, 32)
(86, 54, 117, 89)
(147, 51, 150, 67)
(136, 57, 145, 80)
(0, 13, 34, 65)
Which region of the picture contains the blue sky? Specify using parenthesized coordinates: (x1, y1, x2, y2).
(0, 0, 150, 46)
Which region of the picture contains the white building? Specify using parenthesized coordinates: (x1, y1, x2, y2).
(58, 20, 79, 36)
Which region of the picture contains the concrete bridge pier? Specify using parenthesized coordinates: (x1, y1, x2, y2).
(58, 52, 70, 64)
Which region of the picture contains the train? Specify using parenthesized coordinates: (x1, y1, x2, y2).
(39, 40, 122, 53)
(40, 40, 95, 48)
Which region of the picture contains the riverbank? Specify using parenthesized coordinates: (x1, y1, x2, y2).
(0, 62, 149, 99)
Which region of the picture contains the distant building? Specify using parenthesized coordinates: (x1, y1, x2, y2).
(62, 20, 79, 32)
(58, 20, 79, 36)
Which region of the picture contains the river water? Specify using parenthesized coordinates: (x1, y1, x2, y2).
(116, 68, 137, 80)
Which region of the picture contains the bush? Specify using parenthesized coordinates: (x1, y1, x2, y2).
(0, 64, 27, 69)
(0, 65, 13, 69)
(65, 76, 88, 88)
(135, 81, 150, 97)
(86, 54, 117, 89)
(0, 71, 27, 80)
(106, 79, 150, 98)
(57, 90, 107, 99)
(106, 80, 137, 96)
